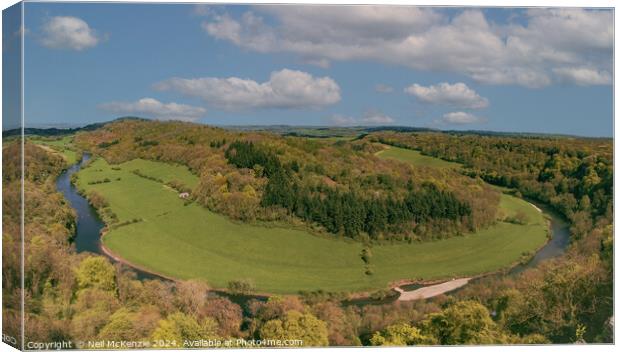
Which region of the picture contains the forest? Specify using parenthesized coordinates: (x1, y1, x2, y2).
(226, 140, 471, 238)
(369, 132, 613, 242)
(1, 119, 613, 347)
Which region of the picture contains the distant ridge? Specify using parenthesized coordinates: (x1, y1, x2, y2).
(2, 116, 147, 137)
(3, 116, 609, 140)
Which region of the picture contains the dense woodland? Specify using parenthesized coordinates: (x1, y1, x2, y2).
(2, 120, 614, 346)
(369, 132, 613, 241)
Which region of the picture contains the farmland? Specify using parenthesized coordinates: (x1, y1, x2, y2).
(375, 145, 460, 169)
(75, 153, 547, 294)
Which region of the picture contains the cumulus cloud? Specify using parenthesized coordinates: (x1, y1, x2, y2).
(327, 114, 357, 126)
(154, 69, 341, 110)
(40, 16, 99, 50)
(326, 110, 394, 126)
(438, 111, 486, 125)
(375, 84, 394, 93)
(201, 7, 612, 87)
(98, 98, 207, 122)
(553, 67, 611, 86)
(405, 82, 489, 109)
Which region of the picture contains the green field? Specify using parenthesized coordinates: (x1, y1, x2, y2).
(30, 136, 79, 165)
(376, 146, 460, 169)
(120, 159, 200, 188)
(76, 152, 548, 294)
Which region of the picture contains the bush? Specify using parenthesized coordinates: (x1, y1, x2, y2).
(167, 179, 191, 194)
(361, 247, 373, 264)
(504, 211, 528, 225)
(227, 279, 256, 295)
(87, 191, 108, 209)
(369, 289, 395, 300)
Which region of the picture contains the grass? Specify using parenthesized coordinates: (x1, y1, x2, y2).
(76, 154, 548, 294)
(120, 159, 200, 189)
(375, 146, 460, 169)
(30, 135, 79, 165)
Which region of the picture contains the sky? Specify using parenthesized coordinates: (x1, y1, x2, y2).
(5, 2, 614, 136)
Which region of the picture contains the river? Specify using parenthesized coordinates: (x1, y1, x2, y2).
(57, 155, 570, 306)
(56, 154, 161, 281)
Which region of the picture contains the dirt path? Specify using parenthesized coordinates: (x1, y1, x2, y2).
(395, 278, 471, 301)
(529, 202, 543, 213)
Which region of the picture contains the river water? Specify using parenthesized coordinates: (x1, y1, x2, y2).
(56, 154, 161, 281)
(57, 155, 571, 306)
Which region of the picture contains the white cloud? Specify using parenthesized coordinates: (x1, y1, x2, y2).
(405, 82, 489, 109)
(193, 4, 212, 16)
(98, 98, 207, 122)
(14, 25, 29, 37)
(326, 110, 394, 126)
(375, 84, 394, 93)
(40, 16, 99, 51)
(438, 111, 486, 125)
(154, 69, 341, 110)
(553, 67, 611, 86)
(327, 114, 357, 126)
(201, 7, 612, 87)
(303, 58, 331, 68)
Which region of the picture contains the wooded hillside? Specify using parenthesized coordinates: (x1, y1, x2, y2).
(74, 120, 500, 242)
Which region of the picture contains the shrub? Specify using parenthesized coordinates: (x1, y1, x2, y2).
(227, 279, 256, 295)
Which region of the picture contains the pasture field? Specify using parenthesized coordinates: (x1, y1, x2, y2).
(30, 135, 79, 165)
(76, 153, 548, 294)
(121, 159, 200, 188)
(376, 145, 460, 169)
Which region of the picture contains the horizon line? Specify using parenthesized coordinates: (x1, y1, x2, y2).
(8, 117, 613, 139)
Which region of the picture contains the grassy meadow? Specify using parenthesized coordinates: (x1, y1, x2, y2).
(76, 151, 548, 294)
(375, 145, 460, 169)
(121, 159, 200, 188)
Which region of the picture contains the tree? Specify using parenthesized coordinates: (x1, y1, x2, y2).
(175, 280, 209, 317)
(499, 257, 611, 343)
(201, 297, 243, 338)
(227, 279, 256, 295)
(421, 301, 508, 345)
(260, 311, 329, 347)
(70, 288, 120, 341)
(75, 256, 117, 292)
(250, 296, 305, 323)
(98, 308, 138, 341)
(150, 312, 206, 346)
(87, 191, 109, 209)
(514, 210, 528, 225)
(201, 317, 221, 341)
(370, 322, 436, 346)
(311, 301, 361, 346)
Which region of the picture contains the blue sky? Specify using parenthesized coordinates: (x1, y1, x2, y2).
(12, 3, 614, 136)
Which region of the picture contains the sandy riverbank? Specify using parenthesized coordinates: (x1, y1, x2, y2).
(395, 278, 471, 301)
